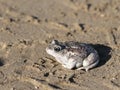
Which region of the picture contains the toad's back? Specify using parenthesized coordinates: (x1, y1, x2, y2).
(64, 41, 96, 59)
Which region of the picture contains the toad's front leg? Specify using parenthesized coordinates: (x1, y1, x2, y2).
(62, 59, 76, 69)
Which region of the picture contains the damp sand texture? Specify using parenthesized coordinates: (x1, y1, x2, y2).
(0, 0, 120, 90)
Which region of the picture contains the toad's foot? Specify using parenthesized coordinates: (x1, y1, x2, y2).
(77, 67, 89, 71)
(77, 59, 99, 71)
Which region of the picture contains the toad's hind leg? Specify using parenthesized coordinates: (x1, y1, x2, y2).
(77, 53, 99, 71)
(77, 60, 99, 71)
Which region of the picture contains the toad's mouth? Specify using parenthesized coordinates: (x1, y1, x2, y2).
(46, 48, 57, 57)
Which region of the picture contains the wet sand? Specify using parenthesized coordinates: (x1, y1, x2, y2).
(0, 0, 120, 90)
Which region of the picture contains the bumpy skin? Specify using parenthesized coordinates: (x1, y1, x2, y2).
(46, 40, 99, 71)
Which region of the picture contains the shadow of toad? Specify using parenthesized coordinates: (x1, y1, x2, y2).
(90, 44, 112, 67)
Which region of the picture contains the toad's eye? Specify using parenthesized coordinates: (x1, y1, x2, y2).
(54, 47, 61, 51)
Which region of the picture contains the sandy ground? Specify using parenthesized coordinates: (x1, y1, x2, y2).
(0, 0, 120, 90)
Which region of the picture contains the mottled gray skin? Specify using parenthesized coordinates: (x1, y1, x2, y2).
(46, 40, 99, 71)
